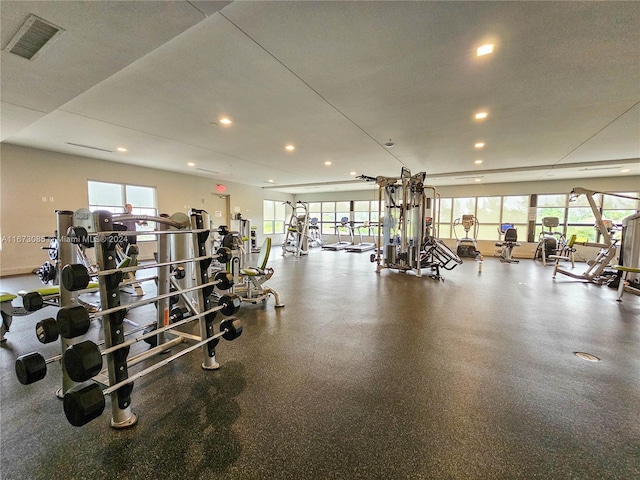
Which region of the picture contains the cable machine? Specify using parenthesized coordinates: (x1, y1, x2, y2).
(282, 201, 309, 257)
(360, 168, 462, 280)
(552, 187, 640, 284)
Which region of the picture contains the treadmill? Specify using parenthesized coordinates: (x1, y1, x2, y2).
(322, 217, 353, 251)
(346, 222, 376, 252)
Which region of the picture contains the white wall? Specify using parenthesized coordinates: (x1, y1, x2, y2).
(1, 143, 637, 275)
(0, 144, 292, 276)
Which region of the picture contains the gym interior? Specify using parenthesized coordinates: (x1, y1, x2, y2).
(1, 2, 639, 479)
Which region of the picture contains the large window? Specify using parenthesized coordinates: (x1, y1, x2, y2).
(299, 191, 638, 244)
(535, 192, 639, 243)
(263, 200, 285, 235)
(308, 202, 322, 221)
(320, 202, 336, 236)
(436, 198, 453, 238)
(452, 197, 476, 222)
(566, 193, 599, 242)
(501, 196, 529, 241)
(353, 200, 382, 236)
(319, 201, 351, 236)
(602, 192, 639, 223)
(476, 196, 502, 240)
(88, 181, 156, 241)
(335, 201, 351, 235)
(314, 201, 383, 237)
(437, 195, 528, 240)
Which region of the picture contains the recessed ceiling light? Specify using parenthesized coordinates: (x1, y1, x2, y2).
(474, 159, 483, 164)
(116, 147, 128, 152)
(325, 161, 332, 166)
(475, 178, 482, 182)
(350, 171, 357, 176)
(620, 169, 630, 173)
(187, 162, 195, 167)
(474, 112, 488, 120)
(477, 44, 494, 56)
(267, 179, 274, 183)
(285, 145, 295, 151)
(475, 142, 485, 149)
(220, 117, 232, 125)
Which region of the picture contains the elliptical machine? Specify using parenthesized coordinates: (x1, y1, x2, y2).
(308, 217, 323, 247)
(453, 215, 481, 259)
(534, 217, 562, 265)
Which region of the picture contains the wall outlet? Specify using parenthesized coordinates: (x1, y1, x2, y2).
(49, 197, 54, 202)
(41, 197, 47, 202)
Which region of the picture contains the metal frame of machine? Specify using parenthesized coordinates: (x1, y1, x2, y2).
(361, 168, 462, 280)
(552, 187, 640, 284)
(282, 201, 309, 257)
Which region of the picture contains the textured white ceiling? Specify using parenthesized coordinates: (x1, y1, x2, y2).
(1, 1, 638, 194)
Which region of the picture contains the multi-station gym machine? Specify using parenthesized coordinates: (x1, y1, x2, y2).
(551, 187, 640, 286)
(282, 201, 310, 257)
(360, 168, 462, 280)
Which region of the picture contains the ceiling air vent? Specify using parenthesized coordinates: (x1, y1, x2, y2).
(5, 14, 65, 61)
(65, 143, 114, 153)
(579, 166, 620, 171)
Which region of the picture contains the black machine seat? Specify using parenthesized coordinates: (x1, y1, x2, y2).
(504, 228, 519, 244)
(496, 226, 520, 263)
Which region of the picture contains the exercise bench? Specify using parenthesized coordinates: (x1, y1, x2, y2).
(612, 265, 640, 302)
(1, 283, 99, 342)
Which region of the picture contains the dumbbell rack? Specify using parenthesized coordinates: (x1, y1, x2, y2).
(15, 209, 243, 428)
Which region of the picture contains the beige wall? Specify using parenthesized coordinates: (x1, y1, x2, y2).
(1, 143, 638, 275)
(0, 144, 292, 276)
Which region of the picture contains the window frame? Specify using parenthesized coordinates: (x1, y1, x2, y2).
(88, 180, 157, 242)
(263, 200, 286, 235)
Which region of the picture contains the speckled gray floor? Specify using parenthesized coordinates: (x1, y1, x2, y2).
(1, 250, 639, 479)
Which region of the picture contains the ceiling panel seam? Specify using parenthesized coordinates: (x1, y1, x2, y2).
(219, 11, 407, 168)
(552, 99, 640, 167)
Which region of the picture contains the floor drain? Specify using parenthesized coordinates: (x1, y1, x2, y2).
(574, 352, 601, 362)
